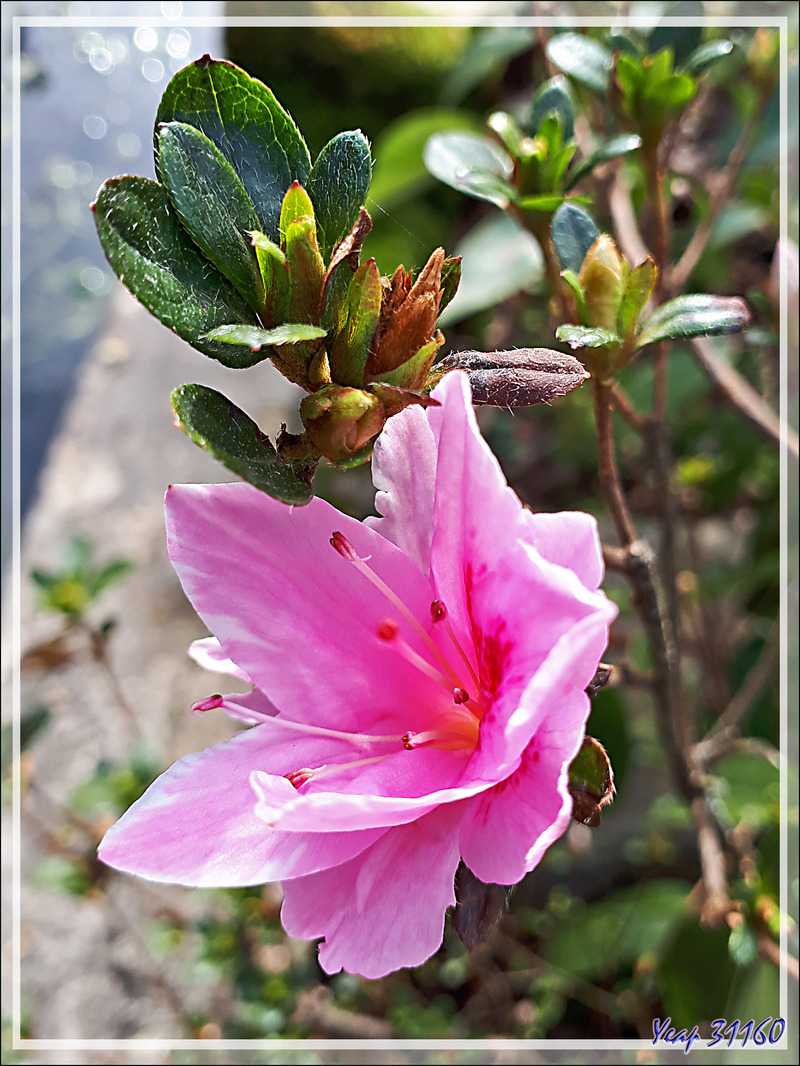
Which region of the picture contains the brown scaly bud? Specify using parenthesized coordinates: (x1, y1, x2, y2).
(426, 348, 589, 407)
(367, 248, 446, 379)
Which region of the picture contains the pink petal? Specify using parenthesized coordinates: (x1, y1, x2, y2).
(459, 686, 589, 885)
(520, 510, 605, 591)
(98, 726, 385, 887)
(166, 484, 439, 733)
(280, 804, 463, 978)
(364, 404, 438, 578)
(251, 745, 490, 833)
(188, 636, 253, 682)
(469, 612, 609, 782)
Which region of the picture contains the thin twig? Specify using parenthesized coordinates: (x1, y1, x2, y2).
(689, 337, 799, 459)
(608, 382, 649, 432)
(592, 381, 638, 546)
(692, 796, 733, 926)
(607, 165, 651, 266)
(668, 101, 766, 294)
(758, 936, 800, 982)
(80, 621, 144, 743)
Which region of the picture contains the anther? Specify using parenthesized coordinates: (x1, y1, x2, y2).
(330, 531, 359, 560)
(191, 693, 224, 714)
(453, 687, 470, 704)
(431, 600, 447, 623)
(284, 768, 314, 789)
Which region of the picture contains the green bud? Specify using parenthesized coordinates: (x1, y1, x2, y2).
(578, 235, 626, 332)
(250, 232, 290, 329)
(300, 386, 384, 464)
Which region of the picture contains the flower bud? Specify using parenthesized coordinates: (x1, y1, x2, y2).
(427, 348, 589, 407)
(367, 248, 446, 379)
(578, 235, 626, 332)
(300, 386, 384, 464)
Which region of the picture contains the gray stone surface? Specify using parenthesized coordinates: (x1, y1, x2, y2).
(2, 289, 299, 1058)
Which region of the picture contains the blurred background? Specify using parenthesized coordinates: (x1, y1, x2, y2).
(2, 1, 797, 1061)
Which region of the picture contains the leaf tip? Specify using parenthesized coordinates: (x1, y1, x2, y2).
(195, 53, 213, 68)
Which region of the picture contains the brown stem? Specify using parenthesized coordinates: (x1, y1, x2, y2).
(608, 381, 648, 432)
(81, 621, 144, 743)
(692, 795, 733, 926)
(592, 380, 638, 546)
(689, 337, 799, 460)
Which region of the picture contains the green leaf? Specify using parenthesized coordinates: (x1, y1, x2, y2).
(439, 257, 462, 314)
(158, 122, 265, 313)
(545, 880, 688, 983)
(373, 335, 443, 389)
(683, 38, 734, 75)
(550, 202, 600, 273)
(556, 324, 620, 349)
(607, 32, 641, 57)
(659, 920, 735, 1030)
(203, 323, 327, 349)
(328, 259, 381, 387)
(708, 751, 780, 832)
(307, 130, 372, 261)
(442, 25, 536, 105)
(423, 131, 516, 207)
(560, 268, 588, 322)
(728, 922, 759, 967)
(643, 71, 696, 108)
(618, 257, 657, 339)
(546, 32, 614, 96)
(527, 76, 575, 140)
(518, 193, 573, 212)
(648, 6, 702, 67)
(93, 177, 262, 368)
(437, 213, 542, 326)
(250, 231, 290, 326)
(171, 384, 317, 505)
(367, 108, 482, 211)
(565, 133, 642, 190)
(89, 559, 134, 598)
(155, 56, 311, 239)
(637, 294, 750, 348)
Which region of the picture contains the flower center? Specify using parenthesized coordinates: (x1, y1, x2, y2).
(195, 531, 489, 791)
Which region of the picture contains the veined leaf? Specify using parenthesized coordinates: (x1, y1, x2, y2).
(158, 122, 265, 313)
(155, 56, 311, 239)
(171, 384, 317, 505)
(92, 176, 262, 368)
(637, 294, 750, 348)
(307, 130, 372, 261)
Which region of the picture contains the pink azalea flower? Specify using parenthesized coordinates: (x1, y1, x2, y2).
(98, 372, 616, 979)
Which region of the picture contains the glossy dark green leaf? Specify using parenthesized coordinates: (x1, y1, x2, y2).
(618, 256, 657, 339)
(565, 133, 642, 190)
(637, 294, 750, 348)
(527, 75, 574, 140)
(550, 202, 600, 273)
(329, 259, 381, 387)
(155, 56, 311, 239)
(171, 384, 317, 505)
(93, 176, 262, 368)
(203, 323, 326, 349)
(556, 324, 620, 349)
(684, 38, 734, 75)
(307, 130, 372, 262)
(546, 32, 614, 96)
(648, 4, 703, 67)
(423, 131, 516, 207)
(158, 122, 265, 313)
(607, 32, 641, 56)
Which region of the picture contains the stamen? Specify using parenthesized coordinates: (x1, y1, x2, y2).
(453, 687, 470, 704)
(380, 622, 461, 695)
(268, 714, 406, 747)
(191, 694, 224, 715)
(435, 602, 481, 694)
(300, 752, 394, 784)
(285, 768, 315, 788)
(332, 531, 465, 690)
